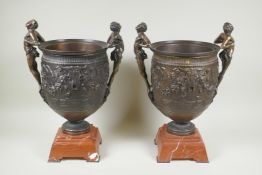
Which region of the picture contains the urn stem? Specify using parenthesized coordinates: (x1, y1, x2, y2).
(167, 121, 196, 136)
(62, 120, 90, 135)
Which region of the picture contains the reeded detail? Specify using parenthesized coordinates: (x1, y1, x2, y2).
(42, 53, 107, 65)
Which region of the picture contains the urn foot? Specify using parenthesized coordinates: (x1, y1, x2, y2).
(167, 121, 195, 136)
(48, 124, 102, 162)
(155, 124, 208, 163)
(62, 120, 90, 134)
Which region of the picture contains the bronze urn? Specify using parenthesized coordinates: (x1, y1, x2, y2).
(134, 22, 235, 162)
(23, 20, 124, 161)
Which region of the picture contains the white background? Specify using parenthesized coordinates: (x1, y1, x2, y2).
(0, 0, 261, 174)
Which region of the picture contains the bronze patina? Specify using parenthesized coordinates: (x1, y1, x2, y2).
(24, 20, 124, 134)
(134, 22, 235, 135)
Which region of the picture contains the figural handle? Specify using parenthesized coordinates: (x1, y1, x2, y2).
(214, 22, 235, 86)
(134, 22, 154, 102)
(104, 21, 124, 101)
(23, 19, 45, 87)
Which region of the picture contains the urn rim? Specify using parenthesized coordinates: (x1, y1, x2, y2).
(150, 40, 220, 57)
(39, 39, 108, 56)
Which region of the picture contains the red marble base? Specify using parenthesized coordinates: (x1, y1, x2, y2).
(48, 124, 101, 162)
(155, 124, 208, 163)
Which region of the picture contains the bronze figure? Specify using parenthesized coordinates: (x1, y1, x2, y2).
(134, 22, 153, 100)
(214, 22, 235, 84)
(105, 22, 124, 99)
(23, 19, 45, 86)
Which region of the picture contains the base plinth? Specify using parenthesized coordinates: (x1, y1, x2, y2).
(155, 124, 208, 163)
(48, 124, 101, 162)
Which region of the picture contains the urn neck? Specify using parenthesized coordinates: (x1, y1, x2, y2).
(150, 40, 220, 57)
(39, 39, 108, 56)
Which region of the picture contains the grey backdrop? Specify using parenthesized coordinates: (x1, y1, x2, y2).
(0, 0, 261, 174)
